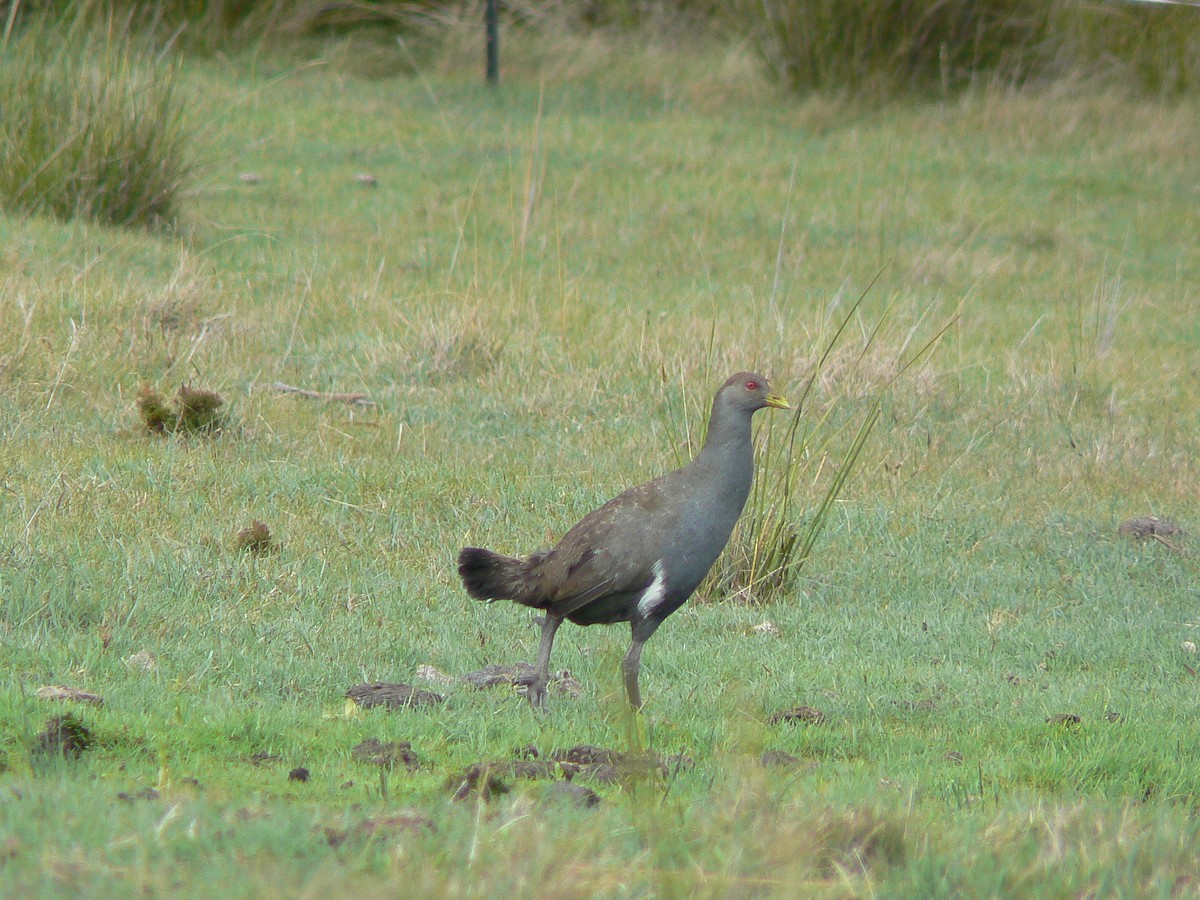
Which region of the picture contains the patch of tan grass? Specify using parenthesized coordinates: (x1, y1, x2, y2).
(409, 0, 770, 106)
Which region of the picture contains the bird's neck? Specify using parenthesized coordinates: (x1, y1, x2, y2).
(701, 401, 752, 455)
(692, 403, 754, 489)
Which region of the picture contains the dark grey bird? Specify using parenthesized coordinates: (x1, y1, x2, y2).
(457, 372, 790, 710)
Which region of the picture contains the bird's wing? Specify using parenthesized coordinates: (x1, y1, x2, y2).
(536, 477, 678, 618)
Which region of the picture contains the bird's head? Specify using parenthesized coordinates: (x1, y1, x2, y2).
(721, 372, 790, 414)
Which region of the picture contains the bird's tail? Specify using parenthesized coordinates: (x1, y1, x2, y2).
(457, 547, 547, 608)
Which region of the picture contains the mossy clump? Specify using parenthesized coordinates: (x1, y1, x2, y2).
(176, 384, 225, 431)
(137, 384, 225, 434)
(135, 385, 175, 432)
(233, 520, 277, 556)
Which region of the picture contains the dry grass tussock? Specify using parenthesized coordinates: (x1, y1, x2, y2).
(138, 251, 216, 336)
(0, 10, 193, 228)
(355, 300, 506, 387)
(966, 82, 1200, 161)
(409, 0, 770, 104)
(416, 318, 505, 381)
(134, 252, 235, 373)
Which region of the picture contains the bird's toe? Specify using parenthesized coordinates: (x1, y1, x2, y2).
(524, 676, 550, 709)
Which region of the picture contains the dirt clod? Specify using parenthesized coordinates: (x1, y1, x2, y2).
(463, 663, 531, 688)
(550, 744, 685, 782)
(448, 743, 684, 801)
(448, 759, 574, 802)
(35, 685, 104, 707)
(463, 663, 582, 697)
(449, 763, 511, 802)
(1046, 713, 1081, 727)
(769, 705, 827, 726)
(345, 682, 443, 710)
(553, 744, 618, 767)
(233, 521, 276, 555)
(288, 767, 310, 782)
(1118, 516, 1182, 540)
(1118, 516, 1183, 550)
(35, 715, 93, 758)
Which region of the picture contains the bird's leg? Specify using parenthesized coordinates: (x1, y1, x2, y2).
(621, 638, 646, 711)
(525, 614, 561, 709)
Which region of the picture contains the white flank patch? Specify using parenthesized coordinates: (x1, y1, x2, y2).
(637, 560, 668, 618)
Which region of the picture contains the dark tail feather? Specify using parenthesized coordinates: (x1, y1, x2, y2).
(457, 547, 546, 608)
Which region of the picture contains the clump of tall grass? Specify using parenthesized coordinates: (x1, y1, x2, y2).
(0, 9, 193, 228)
(6, 0, 443, 50)
(5, 0, 288, 49)
(1051, 3, 1199, 96)
(747, 0, 1040, 98)
(665, 286, 948, 606)
(746, 0, 1200, 98)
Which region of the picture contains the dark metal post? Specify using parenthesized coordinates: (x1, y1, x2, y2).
(485, 0, 499, 86)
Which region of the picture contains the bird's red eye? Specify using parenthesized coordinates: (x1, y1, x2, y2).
(745, 380, 758, 391)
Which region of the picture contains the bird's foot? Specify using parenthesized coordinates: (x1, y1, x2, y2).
(514, 668, 549, 710)
(526, 681, 548, 709)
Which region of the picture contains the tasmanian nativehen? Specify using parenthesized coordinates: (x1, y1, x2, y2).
(458, 372, 790, 709)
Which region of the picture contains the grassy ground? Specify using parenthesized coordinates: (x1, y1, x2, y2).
(2, 23, 1199, 896)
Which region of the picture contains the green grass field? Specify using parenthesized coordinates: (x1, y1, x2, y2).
(2, 23, 1199, 896)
